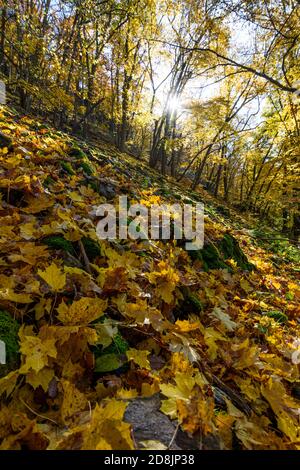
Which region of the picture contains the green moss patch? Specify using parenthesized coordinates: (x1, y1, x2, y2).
(81, 237, 101, 261)
(220, 233, 254, 271)
(0, 310, 20, 377)
(174, 287, 203, 320)
(42, 235, 76, 255)
(69, 146, 87, 160)
(264, 310, 288, 324)
(79, 161, 94, 175)
(190, 233, 254, 272)
(60, 161, 75, 176)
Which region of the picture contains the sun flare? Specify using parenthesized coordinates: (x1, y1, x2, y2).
(167, 95, 182, 113)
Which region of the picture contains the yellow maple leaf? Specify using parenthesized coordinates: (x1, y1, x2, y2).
(20, 243, 49, 259)
(34, 298, 52, 321)
(240, 278, 253, 293)
(169, 351, 199, 374)
(160, 398, 177, 419)
(57, 297, 107, 325)
(175, 320, 201, 332)
(0, 275, 15, 288)
(61, 380, 88, 423)
(95, 319, 117, 349)
(20, 221, 37, 240)
(233, 342, 258, 370)
(26, 367, 54, 391)
(0, 225, 15, 238)
(95, 383, 111, 400)
(147, 261, 179, 304)
(116, 388, 139, 399)
(261, 378, 300, 442)
(0, 370, 19, 397)
(140, 381, 160, 397)
(23, 194, 54, 214)
(217, 414, 235, 449)
(126, 348, 151, 370)
(0, 288, 32, 303)
(38, 263, 66, 291)
(38, 324, 97, 350)
(287, 281, 300, 295)
(57, 207, 72, 221)
(81, 400, 134, 450)
(64, 266, 91, 278)
(160, 373, 195, 402)
(114, 296, 164, 327)
(68, 191, 84, 202)
(277, 414, 299, 443)
(204, 327, 226, 360)
(103, 247, 140, 278)
(234, 377, 260, 401)
(19, 330, 57, 373)
(234, 415, 283, 450)
(1, 154, 22, 169)
(62, 360, 84, 381)
(177, 395, 215, 435)
(140, 440, 167, 450)
(272, 280, 281, 290)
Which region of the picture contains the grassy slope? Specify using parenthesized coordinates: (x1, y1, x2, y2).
(0, 104, 299, 450)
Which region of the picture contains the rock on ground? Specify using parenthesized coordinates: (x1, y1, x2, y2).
(124, 394, 222, 450)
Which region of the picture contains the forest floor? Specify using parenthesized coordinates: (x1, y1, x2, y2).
(0, 104, 299, 450)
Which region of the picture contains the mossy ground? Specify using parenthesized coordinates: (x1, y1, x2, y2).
(42, 236, 101, 261)
(60, 161, 75, 176)
(81, 237, 102, 260)
(69, 145, 94, 175)
(190, 233, 255, 271)
(0, 310, 20, 377)
(220, 233, 255, 271)
(42, 235, 76, 255)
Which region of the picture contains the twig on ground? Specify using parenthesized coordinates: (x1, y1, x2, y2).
(78, 239, 92, 275)
(167, 422, 180, 449)
(20, 398, 58, 425)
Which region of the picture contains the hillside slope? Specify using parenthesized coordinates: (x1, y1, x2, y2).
(0, 105, 299, 450)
